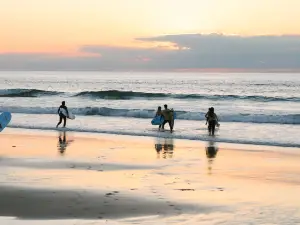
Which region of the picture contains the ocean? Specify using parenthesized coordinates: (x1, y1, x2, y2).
(0, 71, 299, 148)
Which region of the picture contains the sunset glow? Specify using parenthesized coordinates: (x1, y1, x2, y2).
(1, 0, 300, 54)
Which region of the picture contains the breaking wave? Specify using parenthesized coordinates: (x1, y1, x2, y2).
(2, 106, 300, 125)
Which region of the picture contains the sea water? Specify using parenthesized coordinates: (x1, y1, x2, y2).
(0, 71, 299, 147)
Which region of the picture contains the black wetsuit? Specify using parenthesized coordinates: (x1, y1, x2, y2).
(162, 109, 174, 131)
(206, 112, 218, 135)
(208, 120, 216, 135)
(56, 105, 68, 127)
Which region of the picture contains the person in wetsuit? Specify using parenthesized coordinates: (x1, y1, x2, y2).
(56, 101, 69, 128)
(205, 107, 219, 136)
(155, 106, 163, 130)
(162, 104, 174, 133)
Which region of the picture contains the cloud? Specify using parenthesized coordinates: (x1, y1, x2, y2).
(1, 34, 300, 70)
(135, 34, 300, 69)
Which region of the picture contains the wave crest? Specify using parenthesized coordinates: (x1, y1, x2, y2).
(0, 89, 60, 97)
(76, 90, 300, 102)
(1, 88, 299, 102)
(75, 90, 168, 99)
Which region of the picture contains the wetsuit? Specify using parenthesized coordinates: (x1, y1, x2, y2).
(162, 109, 174, 132)
(206, 112, 218, 135)
(56, 105, 68, 127)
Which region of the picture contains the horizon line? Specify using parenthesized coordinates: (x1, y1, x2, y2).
(0, 68, 300, 73)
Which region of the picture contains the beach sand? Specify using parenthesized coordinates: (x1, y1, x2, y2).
(0, 128, 300, 224)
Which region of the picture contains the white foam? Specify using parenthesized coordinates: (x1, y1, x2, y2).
(1, 106, 300, 124)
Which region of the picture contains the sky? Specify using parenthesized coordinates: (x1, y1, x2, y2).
(1, 0, 300, 70)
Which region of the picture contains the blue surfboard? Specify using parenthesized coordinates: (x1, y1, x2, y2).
(0, 112, 12, 132)
(151, 115, 164, 125)
(151, 111, 176, 125)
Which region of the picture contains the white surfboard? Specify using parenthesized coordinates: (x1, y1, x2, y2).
(68, 112, 75, 120)
(59, 108, 75, 120)
(0, 112, 12, 132)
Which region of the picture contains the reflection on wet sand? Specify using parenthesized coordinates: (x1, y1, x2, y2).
(155, 137, 174, 159)
(57, 131, 74, 155)
(205, 141, 219, 175)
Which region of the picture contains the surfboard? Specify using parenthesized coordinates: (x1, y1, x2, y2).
(151, 115, 164, 125)
(0, 112, 12, 132)
(151, 110, 176, 125)
(59, 108, 76, 120)
(173, 111, 177, 119)
(67, 112, 75, 120)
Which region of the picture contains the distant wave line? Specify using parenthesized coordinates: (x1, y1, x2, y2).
(0, 88, 299, 102)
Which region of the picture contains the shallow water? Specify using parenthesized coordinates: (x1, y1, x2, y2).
(1, 71, 300, 147)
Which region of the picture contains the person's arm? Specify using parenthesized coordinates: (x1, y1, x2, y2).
(57, 106, 61, 114)
(205, 112, 208, 119)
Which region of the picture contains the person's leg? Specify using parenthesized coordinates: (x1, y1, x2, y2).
(162, 120, 167, 129)
(211, 121, 216, 136)
(63, 116, 66, 127)
(207, 120, 210, 131)
(159, 116, 164, 130)
(56, 116, 63, 128)
(168, 121, 173, 132)
(208, 122, 212, 135)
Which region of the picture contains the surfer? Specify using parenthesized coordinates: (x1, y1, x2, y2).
(155, 106, 163, 130)
(205, 107, 219, 136)
(162, 104, 174, 133)
(56, 101, 69, 128)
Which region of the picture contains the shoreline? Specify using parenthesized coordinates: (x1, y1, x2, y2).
(4, 127, 300, 152)
(5, 126, 300, 149)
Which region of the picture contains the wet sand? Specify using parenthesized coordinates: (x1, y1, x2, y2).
(0, 128, 300, 224)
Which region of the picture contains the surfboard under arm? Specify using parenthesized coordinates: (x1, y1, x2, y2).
(59, 108, 75, 120)
(0, 112, 12, 132)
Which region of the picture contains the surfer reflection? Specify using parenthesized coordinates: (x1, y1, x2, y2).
(205, 141, 219, 175)
(57, 131, 73, 155)
(155, 137, 174, 159)
(155, 142, 163, 158)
